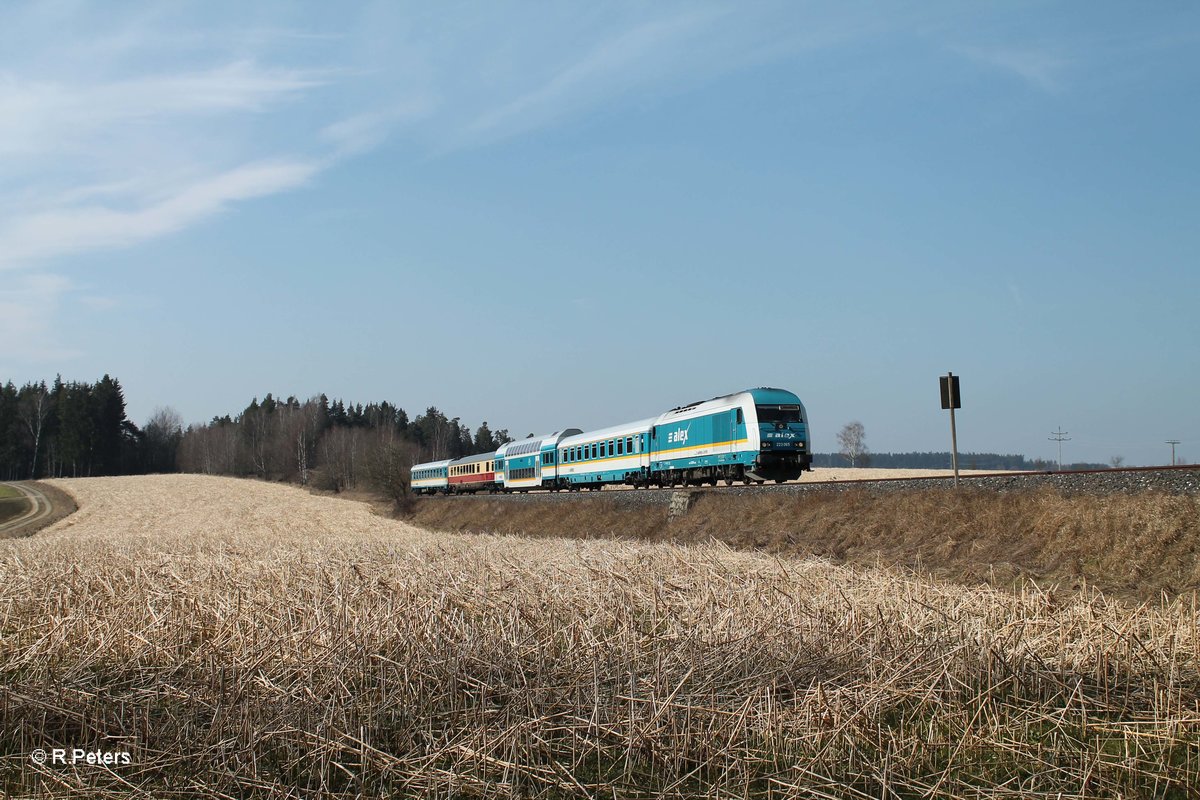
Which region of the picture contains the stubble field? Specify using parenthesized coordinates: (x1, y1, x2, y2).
(1, 474, 1198, 798)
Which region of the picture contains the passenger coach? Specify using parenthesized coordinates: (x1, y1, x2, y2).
(446, 451, 499, 494)
(495, 429, 582, 492)
(410, 459, 450, 494)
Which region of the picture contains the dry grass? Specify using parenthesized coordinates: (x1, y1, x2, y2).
(413, 488, 1200, 598)
(1, 474, 1198, 798)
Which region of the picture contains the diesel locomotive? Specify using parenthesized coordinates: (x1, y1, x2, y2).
(410, 387, 811, 494)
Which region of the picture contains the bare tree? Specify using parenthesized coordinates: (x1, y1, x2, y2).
(365, 437, 418, 515)
(242, 402, 276, 478)
(179, 421, 242, 475)
(143, 407, 184, 473)
(18, 385, 51, 479)
(1110, 455, 1125, 469)
(276, 398, 323, 484)
(318, 426, 368, 492)
(837, 421, 868, 468)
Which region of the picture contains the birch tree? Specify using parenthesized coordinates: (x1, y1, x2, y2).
(837, 421, 868, 468)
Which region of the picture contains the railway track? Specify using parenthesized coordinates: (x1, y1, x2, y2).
(431, 464, 1200, 501)
(666, 463, 1200, 493)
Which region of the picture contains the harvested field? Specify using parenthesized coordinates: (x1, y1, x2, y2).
(2, 474, 1199, 798)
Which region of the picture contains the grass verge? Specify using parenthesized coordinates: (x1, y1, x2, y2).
(409, 487, 1200, 599)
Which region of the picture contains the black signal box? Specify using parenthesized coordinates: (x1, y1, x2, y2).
(940, 375, 961, 409)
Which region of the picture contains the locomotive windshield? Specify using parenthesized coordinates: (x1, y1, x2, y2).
(756, 404, 802, 423)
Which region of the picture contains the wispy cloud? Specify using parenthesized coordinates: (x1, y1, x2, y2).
(0, 160, 320, 270)
(0, 273, 81, 362)
(950, 44, 1069, 92)
(0, 2, 882, 364)
(458, 9, 726, 147)
(0, 61, 327, 159)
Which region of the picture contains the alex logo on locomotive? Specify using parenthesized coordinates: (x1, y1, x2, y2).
(666, 425, 690, 445)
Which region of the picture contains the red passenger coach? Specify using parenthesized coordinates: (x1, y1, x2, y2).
(447, 451, 499, 494)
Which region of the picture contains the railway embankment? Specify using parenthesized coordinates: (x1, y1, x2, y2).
(410, 467, 1200, 598)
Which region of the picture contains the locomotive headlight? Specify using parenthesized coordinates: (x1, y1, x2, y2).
(760, 442, 771, 450)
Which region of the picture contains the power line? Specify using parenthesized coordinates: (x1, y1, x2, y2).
(1166, 439, 1181, 466)
(1048, 427, 1071, 471)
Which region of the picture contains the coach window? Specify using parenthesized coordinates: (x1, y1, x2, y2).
(617, 439, 623, 455)
(607, 440, 613, 456)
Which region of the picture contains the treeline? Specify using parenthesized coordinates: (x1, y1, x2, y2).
(178, 394, 512, 493)
(2, 377, 513, 500)
(0, 376, 179, 480)
(811, 452, 1108, 471)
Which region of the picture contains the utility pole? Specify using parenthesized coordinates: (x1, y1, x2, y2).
(1166, 440, 1181, 466)
(1048, 427, 1070, 471)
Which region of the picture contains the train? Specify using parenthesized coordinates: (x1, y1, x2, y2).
(409, 387, 811, 494)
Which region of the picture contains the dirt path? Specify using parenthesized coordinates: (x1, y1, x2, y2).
(0, 481, 76, 538)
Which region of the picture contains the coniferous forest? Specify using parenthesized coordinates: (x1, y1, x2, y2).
(1, 376, 511, 498)
(0, 376, 149, 481)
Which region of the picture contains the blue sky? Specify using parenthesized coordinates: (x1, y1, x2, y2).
(2, 1, 1197, 466)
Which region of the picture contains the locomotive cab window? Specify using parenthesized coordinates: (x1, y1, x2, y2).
(756, 404, 802, 423)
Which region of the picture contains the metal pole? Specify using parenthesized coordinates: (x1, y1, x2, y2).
(1167, 440, 1180, 466)
(1048, 427, 1070, 471)
(948, 372, 959, 488)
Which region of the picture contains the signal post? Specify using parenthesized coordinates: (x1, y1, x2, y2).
(940, 372, 961, 487)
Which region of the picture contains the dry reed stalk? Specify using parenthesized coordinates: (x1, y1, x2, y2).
(0, 474, 1196, 798)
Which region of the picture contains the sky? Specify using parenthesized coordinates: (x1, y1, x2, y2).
(1, 1, 1197, 467)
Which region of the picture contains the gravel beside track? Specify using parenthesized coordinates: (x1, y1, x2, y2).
(436, 465, 1200, 510)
